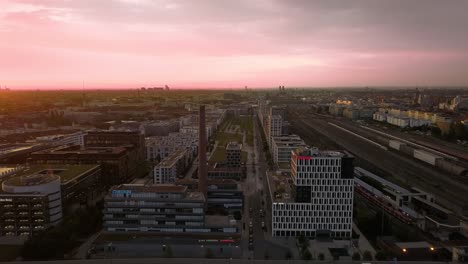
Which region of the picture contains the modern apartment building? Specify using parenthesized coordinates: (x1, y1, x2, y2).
(226, 142, 242, 168)
(153, 149, 187, 184)
(272, 147, 354, 238)
(146, 131, 198, 163)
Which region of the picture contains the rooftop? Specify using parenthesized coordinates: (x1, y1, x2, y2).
(33, 145, 127, 155)
(112, 183, 187, 193)
(293, 146, 345, 158)
(3, 174, 60, 187)
(205, 215, 233, 227)
(11, 164, 100, 183)
(156, 149, 186, 167)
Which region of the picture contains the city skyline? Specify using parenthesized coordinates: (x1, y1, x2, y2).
(2, 0, 468, 89)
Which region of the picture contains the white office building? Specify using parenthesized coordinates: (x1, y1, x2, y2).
(272, 147, 354, 238)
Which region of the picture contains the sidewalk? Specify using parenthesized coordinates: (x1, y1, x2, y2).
(353, 223, 376, 255)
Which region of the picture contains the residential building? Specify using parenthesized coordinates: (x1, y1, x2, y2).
(153, 149, 187, 184)
(226, 142, 242, 168)
(146, 131, 197, 163)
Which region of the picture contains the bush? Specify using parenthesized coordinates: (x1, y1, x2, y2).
(363, 250, 372, 261)
(352, 252, 361, 260)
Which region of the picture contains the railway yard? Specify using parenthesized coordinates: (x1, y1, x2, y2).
(287, 107, 468, 217)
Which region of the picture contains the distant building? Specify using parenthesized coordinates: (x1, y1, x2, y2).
(272, 147, 354, 238)
(0, 143, 51, 164)
(146, 131, 197, 163)
(141, 120, 180, 137)
(85, 130, 146, 162)
(35, 131, 86, 147)
(271, 135, 307, 165)
(30, 145, 136, 186)
(0, 174, 63, 237)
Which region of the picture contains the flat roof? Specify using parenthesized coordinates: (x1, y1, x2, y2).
(12, 164, 100, 183)
(205, 215, 232, 227)
(4, 174, 60, 187)
(293, 146, 345, 158)
(355, 167, 410, 195)
(157, 149, 186, 167)
(113, 184, 188, 193)
(34, 145, 127, 155)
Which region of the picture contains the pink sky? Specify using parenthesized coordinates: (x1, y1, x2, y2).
(1, 0, 468, 89)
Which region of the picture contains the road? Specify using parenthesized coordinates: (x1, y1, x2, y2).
(238, 114, 291, 260)
(288, 108, 468, 215)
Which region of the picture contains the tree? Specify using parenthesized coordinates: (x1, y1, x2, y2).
(352, 252, 361, 261)
(318, 252, 325, 260)
(363, 250, 373, 261)
(205, 248, 214, 258)
(375, 250, 386, 261)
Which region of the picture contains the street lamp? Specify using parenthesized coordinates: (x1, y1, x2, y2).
(402, 248, 407, 253)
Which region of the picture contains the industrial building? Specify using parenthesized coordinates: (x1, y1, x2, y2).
(0, 174, 63, 237)
(272, 147, 354, 238)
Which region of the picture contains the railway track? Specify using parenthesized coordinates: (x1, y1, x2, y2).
(288, 108, 468, 216)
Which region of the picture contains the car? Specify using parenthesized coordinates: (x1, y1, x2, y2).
(259, 210, 264, 217)
(249, 221, 253, 227)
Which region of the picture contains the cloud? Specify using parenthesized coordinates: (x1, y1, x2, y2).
(1, 0, 468, 88)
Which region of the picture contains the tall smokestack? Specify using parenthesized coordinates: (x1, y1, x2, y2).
(198, 105, 207, 196)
